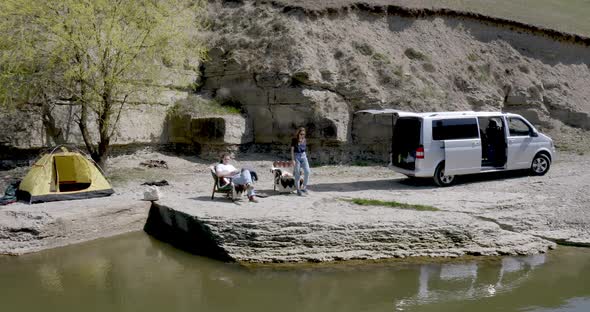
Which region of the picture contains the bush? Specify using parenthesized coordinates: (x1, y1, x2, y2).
(404, 48, 429, 61)
(169, 96, 241, 118)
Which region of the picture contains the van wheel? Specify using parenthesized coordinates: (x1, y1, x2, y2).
(434, 162, 454, 187)
(530, 154, 551, 176)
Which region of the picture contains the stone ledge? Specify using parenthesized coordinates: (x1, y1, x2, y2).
(143, 197, 555, 263)
(0, 196, 151, 255)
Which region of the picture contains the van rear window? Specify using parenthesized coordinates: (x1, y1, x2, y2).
(432, 118, 479, 140)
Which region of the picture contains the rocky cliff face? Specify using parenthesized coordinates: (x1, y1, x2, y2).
(200, 0, 590, 161)
(2, 0, 590, 164)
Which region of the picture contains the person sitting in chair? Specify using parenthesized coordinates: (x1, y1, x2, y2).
(215, 153, 258, 203)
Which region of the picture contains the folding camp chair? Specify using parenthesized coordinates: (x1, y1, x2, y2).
(270, 161, 303, 193)
(210, 166, 238, 201)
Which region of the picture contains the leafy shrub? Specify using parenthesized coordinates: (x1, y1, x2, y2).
(404, 48, 429, 61)
(353, 41, 374, 56)
(169, 96, 241, 118)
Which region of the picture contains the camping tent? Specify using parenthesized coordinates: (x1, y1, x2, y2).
(18, 147, 114, 204)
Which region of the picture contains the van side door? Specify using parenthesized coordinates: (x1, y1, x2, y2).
(506, 117, 536, 169)
(433, 118, 482, 175)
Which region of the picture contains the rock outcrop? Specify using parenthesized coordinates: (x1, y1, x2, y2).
(0, 197, 150, 255)
(2, 0, 590, 163)
(144, 198, 555, 263)
(199, 0, 590, 160)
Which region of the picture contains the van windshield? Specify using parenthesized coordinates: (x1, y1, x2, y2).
(392, 117, 421, 170)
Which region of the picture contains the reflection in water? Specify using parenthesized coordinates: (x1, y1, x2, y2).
(525, 297, 590, 312)
(0, 232, 589, 312)
(38, 264, 64, 293)
(80, 257, 112, 290)
(397, 254, 547, 311)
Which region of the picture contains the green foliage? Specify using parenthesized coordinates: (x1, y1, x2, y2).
(351, 160, 371, 166)
(292, 71, 311, 84)
(417, 85, 437, 99)
(468, 63, 492, 82)
(168, 96, 241, 118)
(416, 0, 590, 36)
(467, 53, 480, 62)
(393, 65, 404, 77)
(218, 99, 243, 114)
(345, 198, 439, 211)
(372, 53, 390, 64)
(404, 48, 429, 61)
(376, 62, 405, 87)
(353, 41, 375, 56)
(0, 0, 207, 165)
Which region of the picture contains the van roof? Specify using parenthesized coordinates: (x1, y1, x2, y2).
(355, 109, 520, 119)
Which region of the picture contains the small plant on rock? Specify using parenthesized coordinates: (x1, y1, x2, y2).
(353, 41, 375, 56)
(345, 198, 439, 211)
(404, 48, 429, 61)
(372, 53, 390, 64)
(467, 53, 480, 62)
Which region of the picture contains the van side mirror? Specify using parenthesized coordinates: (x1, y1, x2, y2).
(530, 131, 539, 137)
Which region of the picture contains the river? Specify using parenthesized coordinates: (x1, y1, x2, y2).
(1, 232, 589, 312)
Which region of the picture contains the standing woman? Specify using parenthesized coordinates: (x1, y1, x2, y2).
(291, 127, 311, 196)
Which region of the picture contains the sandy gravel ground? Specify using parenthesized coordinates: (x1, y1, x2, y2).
(111, 150, 590, 247)
(1, 149, 588, 256)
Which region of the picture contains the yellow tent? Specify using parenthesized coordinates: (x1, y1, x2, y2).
(18, 147, 114, 204)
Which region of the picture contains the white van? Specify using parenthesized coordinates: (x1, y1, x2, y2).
(356, 110, 556, 186)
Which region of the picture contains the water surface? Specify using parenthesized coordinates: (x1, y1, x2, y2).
(1, 232, 589, 312)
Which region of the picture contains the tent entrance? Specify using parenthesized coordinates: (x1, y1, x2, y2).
(54, 155, 92, 192)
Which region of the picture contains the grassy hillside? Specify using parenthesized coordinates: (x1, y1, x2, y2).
(419, 0, 590, 36)
(277, 0, 590, 36)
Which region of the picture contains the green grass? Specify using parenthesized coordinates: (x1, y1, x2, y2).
(467, 53, 480, 62)
(168, 96, 241, 117)
(404, 48, 429, 61)
(392, 64, 404, 77)
(353, 41, 374, 56)
(417, 0, 590, 36)
(345, 198, 439, 211)
(372, 52, 390, 64)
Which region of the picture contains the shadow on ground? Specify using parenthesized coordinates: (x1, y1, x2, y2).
(451, 169, 532, 185)
(310, 170, 533, 192)
(311, 178, 429, 192)
(189, 188, 289, 202)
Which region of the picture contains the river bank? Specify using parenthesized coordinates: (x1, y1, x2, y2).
(1, 150, 588, 261)
(2, 231, 590, 312)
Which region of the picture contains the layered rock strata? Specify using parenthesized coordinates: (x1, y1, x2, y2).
(144, 198, 555, 263)
(2, 0, 590, 162)
(199, 0, 590, 160)
(0, 197, 150, 255)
